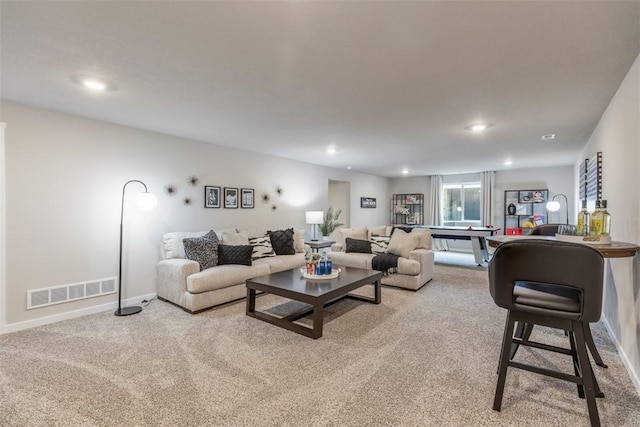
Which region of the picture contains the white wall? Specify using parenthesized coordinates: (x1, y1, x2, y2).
(494, 166, 575, 231)
(576, 53, 640, 391)
(1, 101, 388, 328)
(0, 122, 6, 333)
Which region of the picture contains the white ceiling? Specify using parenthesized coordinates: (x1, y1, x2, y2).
(1, 1, 639, 178)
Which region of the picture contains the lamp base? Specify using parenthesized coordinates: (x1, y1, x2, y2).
(114, 306, 142, 316)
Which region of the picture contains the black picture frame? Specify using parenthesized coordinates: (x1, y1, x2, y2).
(241, 188, 254, 209)
(224, 187, 238, 208)
(204, 186, 221, 208)
(361, 197, 376, 208)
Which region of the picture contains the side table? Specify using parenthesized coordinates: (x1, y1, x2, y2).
(305, 240, 336, 253)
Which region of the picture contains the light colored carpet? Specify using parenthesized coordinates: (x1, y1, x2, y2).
(1, 265, 639, 426)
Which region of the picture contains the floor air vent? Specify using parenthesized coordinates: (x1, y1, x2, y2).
(27, 277, 117, 309)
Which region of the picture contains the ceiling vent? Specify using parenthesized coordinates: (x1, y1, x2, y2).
(541, 134, 556, 141)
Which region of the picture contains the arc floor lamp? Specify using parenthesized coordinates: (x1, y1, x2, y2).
(116, 180, 157, 316)
(546, 193, 569, 224)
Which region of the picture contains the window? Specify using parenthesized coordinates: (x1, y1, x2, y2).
(442, 182, 481, 225)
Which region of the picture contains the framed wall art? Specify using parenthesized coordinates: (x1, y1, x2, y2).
(360, 197, 376, 208)
(241, 188, 254, 209)
(204, 186, 220, 208)
(224, 187, 238, 208)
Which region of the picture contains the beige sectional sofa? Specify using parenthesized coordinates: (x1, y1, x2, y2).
(329, 226, 435, 290)
(156, 228, 308, 313)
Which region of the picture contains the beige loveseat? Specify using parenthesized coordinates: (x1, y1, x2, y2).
(329, 226, 434, 290)
(157, 228, 308, 313)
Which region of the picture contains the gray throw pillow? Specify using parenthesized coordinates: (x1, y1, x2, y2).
(218, 244, 253, 266)
(345, 238, 372, 254)
(183, 230, 219, 271)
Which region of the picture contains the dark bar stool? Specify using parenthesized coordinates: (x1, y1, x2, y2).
(489, 239, 604, 427)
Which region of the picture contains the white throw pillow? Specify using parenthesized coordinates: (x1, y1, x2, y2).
(386, 229, 420, 258)
(339, 227, 368, 247)
(163, 231, 208, 259)
(293, 229, 306, 253)
(221, 230, 249, 245)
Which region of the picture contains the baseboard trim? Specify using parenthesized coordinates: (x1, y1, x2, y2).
(2, 293, 157, 335)
(602, 316, 640, 396)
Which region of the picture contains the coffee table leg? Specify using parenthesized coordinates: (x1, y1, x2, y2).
(246, 287, 256, 315)
(311, 302, 324, 339)
(374, 279, 381, 304)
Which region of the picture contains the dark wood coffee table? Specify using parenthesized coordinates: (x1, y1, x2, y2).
(246, 266, 383, 339)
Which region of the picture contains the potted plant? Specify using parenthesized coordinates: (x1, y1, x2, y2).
(319, 207, 344, 239)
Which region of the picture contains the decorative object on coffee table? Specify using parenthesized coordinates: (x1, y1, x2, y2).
(116, 180, 157, 316)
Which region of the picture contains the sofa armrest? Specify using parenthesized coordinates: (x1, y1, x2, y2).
(331, 243, 344, 252)
(408, 248, 432, 264)
(156, 258, 200, 303)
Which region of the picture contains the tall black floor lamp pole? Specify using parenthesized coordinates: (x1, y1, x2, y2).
(115, 180, 156, 317)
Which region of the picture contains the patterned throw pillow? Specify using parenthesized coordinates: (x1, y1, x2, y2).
(269, 228, 295, 255)
(248, 236, 276, 260)
(217, 244, 253, 266)
(345, 238, 372, 254)
(370, 234, 391, 255)
(182, 230, 219, 271)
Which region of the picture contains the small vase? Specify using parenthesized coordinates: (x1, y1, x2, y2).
(507, 203, 516, 215)
(322, 235, 331, 241)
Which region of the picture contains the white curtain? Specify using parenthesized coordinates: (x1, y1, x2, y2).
(428, 175, 442, 225)
(429, 175, 448, 250)
(481, 171, 495, 227)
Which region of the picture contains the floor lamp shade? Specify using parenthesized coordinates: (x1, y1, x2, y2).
(115, 180, 157, 317)
(546, 194, 569, 224)
(305, 210, 324, 241)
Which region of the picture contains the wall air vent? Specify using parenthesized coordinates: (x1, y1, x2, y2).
(27, 277, 118, 309)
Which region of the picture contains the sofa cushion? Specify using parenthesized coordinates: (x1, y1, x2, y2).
(411, 228, 432, 249)
(218, 244, 253, 266)
(182, 230, 219, 271)
(269, 228, 296, 255)
(248, 236, 276, 260)
(186, 263, 270, 294)
(221, 230, 249, 245)
(368, 226, 392, 239)
(386, 229, 420, 258)
(339, 227, 368, 247)
(254, 253, 306, 274)
(346, 238, 372, 254)
(370, 234, 391, 255)
(330, 251, 374, 270)
(245, 227, 269, 239)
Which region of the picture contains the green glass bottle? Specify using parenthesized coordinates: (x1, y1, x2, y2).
(590, 200, 603, 236)
(600, 200, 611, 237)
(577, 200, 590, 236)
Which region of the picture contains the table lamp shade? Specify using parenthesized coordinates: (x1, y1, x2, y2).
(305, 211, 324, 224)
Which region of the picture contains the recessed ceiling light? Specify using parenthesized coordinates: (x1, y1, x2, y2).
(346, 166, 352, 170)
(82, 79, 107, 91)
(71, 74, 116, 92)
(470, 123, 487, 132)
(326, 146, 337, 155)
(402, 168, 409, 175)
(541, 134, 556, 141)
(504, 159, 513, 166)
